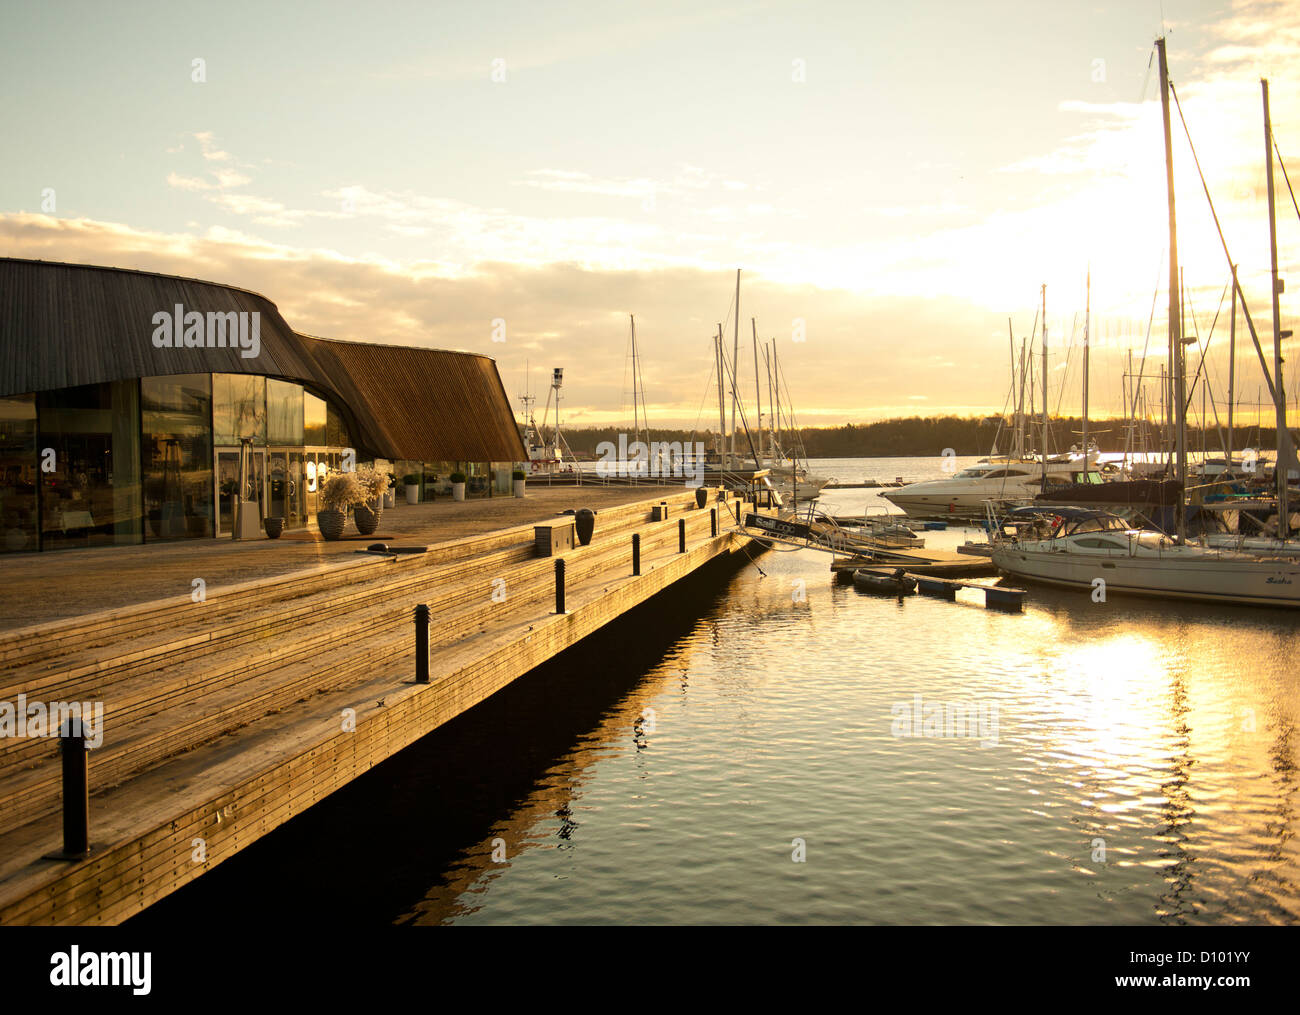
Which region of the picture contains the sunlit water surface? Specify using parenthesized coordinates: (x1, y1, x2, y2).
(135, 457, 1300, 926)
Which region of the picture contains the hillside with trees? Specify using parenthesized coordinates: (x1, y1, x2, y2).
(540, 415, 1290, 459)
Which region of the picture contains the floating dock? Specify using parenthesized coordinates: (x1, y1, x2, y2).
(0, 489, 766, 925)
(828, 547, 997, 578)
(822, 480, 909, 489)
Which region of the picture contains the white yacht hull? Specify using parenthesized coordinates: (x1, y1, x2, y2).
(886, 483, 1036, 519)
(991, 544, 1300, 607)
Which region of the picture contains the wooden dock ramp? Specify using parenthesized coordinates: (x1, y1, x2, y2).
(0, 490, 765, 925)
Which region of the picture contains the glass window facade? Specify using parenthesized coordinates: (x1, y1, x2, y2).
(4, 371, 401, 552)
(0, 395, 37, 552)
(37, 380, 141, 550)
(213, 374, 267, 445)
(267, 379, 304, 446)
(142, 374, 214, 541)
(304, 392, 327, 446)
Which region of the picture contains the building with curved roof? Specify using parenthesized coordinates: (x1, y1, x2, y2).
(0, 258, 526, 552)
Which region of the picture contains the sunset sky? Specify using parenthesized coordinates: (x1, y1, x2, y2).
(2, 0, 1298, 432)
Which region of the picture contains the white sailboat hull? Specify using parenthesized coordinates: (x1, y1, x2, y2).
(991, 543, 1300, 607)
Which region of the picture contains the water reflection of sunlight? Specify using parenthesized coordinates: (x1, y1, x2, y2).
(1028, 633, 1178, 818)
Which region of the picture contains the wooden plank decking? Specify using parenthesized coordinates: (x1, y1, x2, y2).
(0, 489, 764, 925)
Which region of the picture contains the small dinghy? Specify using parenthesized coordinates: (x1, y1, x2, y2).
(852, 567, 917, 595)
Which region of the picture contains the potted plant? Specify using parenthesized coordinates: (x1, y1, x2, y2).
(403, 473, 420, 505)
(450, 471, 467, 502)
(352, 465, 391, 536)
(318, 471, 365, 541)
(512, 469, 527, 498)
(264, 516, 284, 539)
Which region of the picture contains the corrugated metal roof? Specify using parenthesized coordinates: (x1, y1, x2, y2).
(0, 258, 525, 463)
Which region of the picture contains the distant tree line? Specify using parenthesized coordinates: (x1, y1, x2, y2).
(535, 416, 1293, 459)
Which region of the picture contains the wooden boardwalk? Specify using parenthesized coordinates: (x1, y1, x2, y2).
(0, 489, 762, 925)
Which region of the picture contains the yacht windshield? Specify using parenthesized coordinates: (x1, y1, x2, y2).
(954, 467, 994, 479)
(1064, 515, 1129, 535)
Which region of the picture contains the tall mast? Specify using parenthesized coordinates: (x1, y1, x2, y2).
(751, 318, 763, 467)
(1157, 36, 1188, 543)
(1083, 268, 1090, 460)
(730, 269, 741, 468)
(1007, 318, 1016, 458)
(759, 345, 769, 462)
(1229, 263, 1237, 467)
(773, 341, 783, 457)
(715, 325, 726, 463)
(630, 314, 639, 447)
(1040, 283, 1048, 492)
(1264, 78, 1291, 537)
(1017, 337, 1028, 460)
(1124, 349, 1134, 466)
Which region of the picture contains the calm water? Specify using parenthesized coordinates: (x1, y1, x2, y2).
(135, 457, 1300, 926)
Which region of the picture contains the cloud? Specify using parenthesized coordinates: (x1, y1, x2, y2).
(0, 211, 1021, 427)
(166, 173, 215, 192)
(192, 131, 232, 162)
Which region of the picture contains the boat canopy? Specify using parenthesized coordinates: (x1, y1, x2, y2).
(1005, 506, 1135, 535)
(1006, 506, 1125, 523)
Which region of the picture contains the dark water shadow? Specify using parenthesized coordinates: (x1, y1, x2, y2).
(127, 552, 752, 927)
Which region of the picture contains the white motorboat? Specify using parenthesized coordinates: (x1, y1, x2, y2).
(990, 507, 1300, 607)
(883, 454, 1095, 520)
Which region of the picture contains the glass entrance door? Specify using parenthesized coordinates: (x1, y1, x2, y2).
(215, 447, 265, 537)
(268, 450, 305, 529)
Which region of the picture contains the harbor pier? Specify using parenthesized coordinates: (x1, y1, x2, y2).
(0, 488, 766, 925)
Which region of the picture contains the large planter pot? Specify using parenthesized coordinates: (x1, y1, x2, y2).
(405, 483, 419, 505)
(354, 502, 380, 536)
(695, 486, 708, 509)
(575, 508, 596, 546)
(264, 517, 284, 539)
(383, 489, 396, 509)
(452, 482, 466, 502)
(318, 508, 346, 541)
(513, 479, 526, 498)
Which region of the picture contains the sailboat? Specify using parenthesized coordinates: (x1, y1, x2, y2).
(886, 290, 1098, 519)
(712, 269, 827, 502)
(990, 37, 1300, 608)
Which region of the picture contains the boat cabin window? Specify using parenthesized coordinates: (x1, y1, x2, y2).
(1061, 515, 1128, 536)
(955, 467, 995, 479)
(1072, 536, 1127, 550)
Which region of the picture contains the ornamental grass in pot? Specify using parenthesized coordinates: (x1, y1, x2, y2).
(318, 471, 365, 541)
(353, 465, 391, 535)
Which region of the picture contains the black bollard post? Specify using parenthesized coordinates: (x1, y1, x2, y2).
(415, 603, 429, 683)
(711, 507, 718, 537)
(60, 719, 89, 858)
(678, 518, 686, 553)
(555, 558, 566, 613)
(632, 533, 641, 576)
